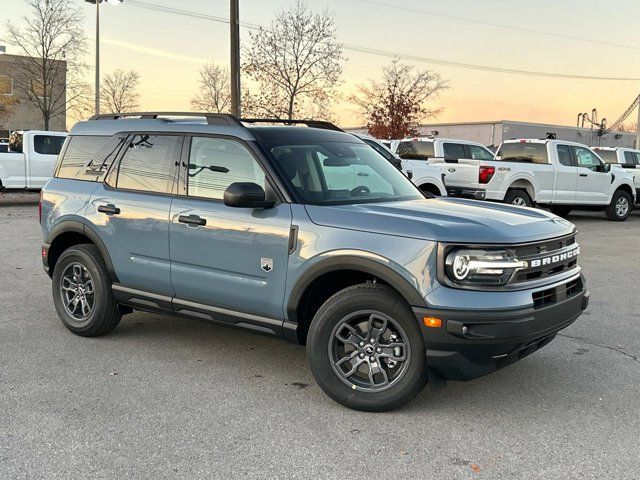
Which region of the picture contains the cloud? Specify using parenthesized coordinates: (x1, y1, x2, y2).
(100, 37, 209, 64)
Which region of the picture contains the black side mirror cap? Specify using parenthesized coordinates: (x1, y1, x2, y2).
(602, 163, 611, 173)
(223, 182, 275, 209)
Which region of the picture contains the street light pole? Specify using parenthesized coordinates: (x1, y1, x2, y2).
(230, 0, 241, 117)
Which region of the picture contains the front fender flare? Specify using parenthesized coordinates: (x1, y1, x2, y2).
(285, 252, 428, 325)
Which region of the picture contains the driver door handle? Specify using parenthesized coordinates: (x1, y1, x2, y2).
(178, 214, 206, 226)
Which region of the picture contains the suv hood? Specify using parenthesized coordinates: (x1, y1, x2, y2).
(304, 197, 575, 244)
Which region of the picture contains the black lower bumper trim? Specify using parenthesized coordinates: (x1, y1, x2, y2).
(414, 287, 589, 381)
(446, 186, 486, 200)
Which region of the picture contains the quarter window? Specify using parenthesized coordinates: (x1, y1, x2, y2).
(116, 134, 182, 194)
(187, 137, 265, 200)
(623, 151, 640, 166)
(57, 135, 125, 181)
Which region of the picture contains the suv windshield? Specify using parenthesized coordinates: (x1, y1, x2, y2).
(264, 140, 421, 205)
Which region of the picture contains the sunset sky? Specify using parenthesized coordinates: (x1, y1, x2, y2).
(2, 0, 640, 128)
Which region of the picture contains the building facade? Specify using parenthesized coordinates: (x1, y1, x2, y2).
(0, 53, 67, 139)
(347, 120, 636, 149)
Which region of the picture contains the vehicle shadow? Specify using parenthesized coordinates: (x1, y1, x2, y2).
(106, 310, 600, 416)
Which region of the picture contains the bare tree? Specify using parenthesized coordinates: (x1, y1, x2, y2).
(350, 58, 450, 139)
(101, 69, 140, 113)
(191, 62, 231, 113)
(619, 122, 638, 133)
(5, 0, 89, 130)
(242, 0, 344, 120)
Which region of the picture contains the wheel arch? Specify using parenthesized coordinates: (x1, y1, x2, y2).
(285, 255, 426, 344)
(506, 176, 536, 201)
(45, 220, 118, 281)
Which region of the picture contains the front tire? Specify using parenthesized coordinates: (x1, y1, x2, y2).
(605, 189, 632, 221)
(52, 244, 121, 337)
(307, 284, 427, 412)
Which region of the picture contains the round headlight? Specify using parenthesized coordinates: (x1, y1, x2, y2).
(452, 254, 470, 280)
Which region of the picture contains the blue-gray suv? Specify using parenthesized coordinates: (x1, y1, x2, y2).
(40, 113, 589, 411)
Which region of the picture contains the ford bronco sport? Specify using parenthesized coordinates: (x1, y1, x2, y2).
(40, 113, 589, 411)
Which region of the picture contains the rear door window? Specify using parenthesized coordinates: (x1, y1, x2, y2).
(395, 140, 434, 160)
(556, 145, 574, 166)
(187, 137, 265, 200)
(623, 151, 640, 166)
(442, 143, 467, 160)
(116, 134, 183, 194)
(33, 135, 66, 155)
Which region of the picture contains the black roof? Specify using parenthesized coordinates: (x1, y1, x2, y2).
(248, 126, 362, 144)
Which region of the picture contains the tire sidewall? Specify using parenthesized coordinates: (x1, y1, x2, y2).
(608, 190, 632, 221)
(307, 286, 427, 411)
(52, 247, 112, 334)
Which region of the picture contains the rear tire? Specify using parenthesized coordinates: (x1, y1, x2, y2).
(52, 244, 121, 337)
(307, 283, 427, 412)
(504, 189, 533, 207)
(549, 206, 572, 218)
(605, 189, 632, 221)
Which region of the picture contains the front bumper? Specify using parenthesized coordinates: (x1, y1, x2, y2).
(414, 280, 589, 381)
(446, 186, 486, 200)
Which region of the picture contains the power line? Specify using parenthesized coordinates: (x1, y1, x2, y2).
(351, 0, 640, 52)
(602, 95, 640, 134)
(125, 0, 640, 81)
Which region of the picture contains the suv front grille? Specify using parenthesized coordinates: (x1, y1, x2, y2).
(532, 277, 583, 308)
(512, 234, 579, 284)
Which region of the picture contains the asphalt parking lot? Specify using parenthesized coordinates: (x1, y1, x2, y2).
(1, 200, 639, 479)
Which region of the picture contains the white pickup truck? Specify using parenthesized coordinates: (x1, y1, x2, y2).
(593, 146, 640, 200)
(0, 130, 67, 190)
(393, 137, 493, 196)
(433, 138, 636, 221)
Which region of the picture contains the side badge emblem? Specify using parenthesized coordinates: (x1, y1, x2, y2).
(261, 258, 273, 272)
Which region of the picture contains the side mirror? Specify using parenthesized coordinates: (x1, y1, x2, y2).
(223, 182, 275, 209)
(602, 163, 611, 173)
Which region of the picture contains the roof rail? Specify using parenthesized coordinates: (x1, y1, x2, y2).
(240, 118, 343, 132)
(88, 112, 243, 127)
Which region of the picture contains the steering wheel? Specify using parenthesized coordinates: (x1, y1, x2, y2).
(350, 185, 371, 197)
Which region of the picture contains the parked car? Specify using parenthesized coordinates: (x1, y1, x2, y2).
(0, 130, 67, 190)
(0, 142, 8, 153)
(593, 146, 640, 202)
(352, 133, 403, 170)
(434, 138, 636, 221)
(392, 137, 487, 196)
(40, 113, 588, 411)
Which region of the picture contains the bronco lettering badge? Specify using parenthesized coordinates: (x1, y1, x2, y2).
(529, 246, 580, 268)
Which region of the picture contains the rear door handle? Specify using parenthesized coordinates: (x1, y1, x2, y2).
(178, 214, 206, 226)
(579, 173, 588, 177)
(97, 204, 120, 215)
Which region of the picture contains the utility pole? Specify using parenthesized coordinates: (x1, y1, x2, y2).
(636, 94, 640, 149)
(95, 0, 100, 115)
(230, 0, 241, 117)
